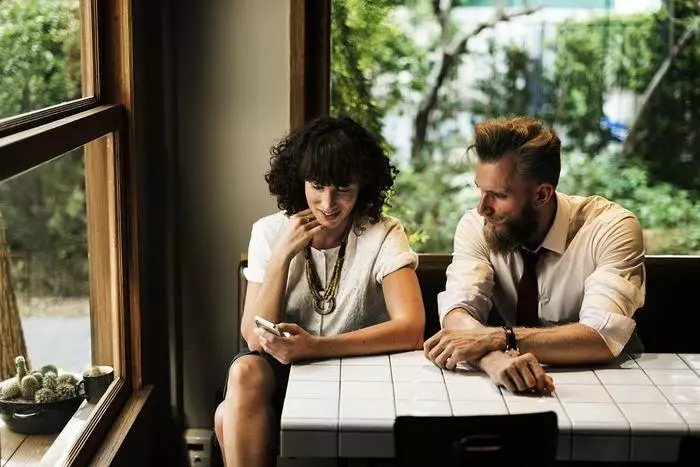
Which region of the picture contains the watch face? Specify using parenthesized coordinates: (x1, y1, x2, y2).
(504, 349, 520, 358)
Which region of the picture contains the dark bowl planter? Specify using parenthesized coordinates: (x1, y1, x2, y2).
(0, 396, 83, 434)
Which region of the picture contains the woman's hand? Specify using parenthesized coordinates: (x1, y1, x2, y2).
(271, 209, 324, 261)
(255, 322, 319, 364)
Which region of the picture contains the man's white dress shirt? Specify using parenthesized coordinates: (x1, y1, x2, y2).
(438, 192, 646, 356)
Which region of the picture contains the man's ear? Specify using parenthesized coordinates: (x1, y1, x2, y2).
(534, 183, 555, 207)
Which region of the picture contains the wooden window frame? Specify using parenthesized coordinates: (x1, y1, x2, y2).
(290, 0, 331, 130)
(0, 0, 141, 464)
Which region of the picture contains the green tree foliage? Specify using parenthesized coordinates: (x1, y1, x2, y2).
(332, 1, 558, 252)
(0, 0, 87, 296)
(559, 151, 700, 254)
(624, 0, 700, 192)
(0, 153, 88, 295)
(331, 0, 479, 252)
(331, 0, 427, 141)
(472, 40, 532, 118)
(333, 0, 700, 254)
(0, 0, 81, 118)
(391, 162, 475, 252)
(542, 1, 700, 252)
(543, 1, 700, 192)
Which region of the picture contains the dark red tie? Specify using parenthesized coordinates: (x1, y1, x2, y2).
(516, 249, 544, 327)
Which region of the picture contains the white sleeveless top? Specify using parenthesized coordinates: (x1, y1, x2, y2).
(244, 212, 418, 336)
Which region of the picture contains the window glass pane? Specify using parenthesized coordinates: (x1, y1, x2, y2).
(331, 0, 700, 254)
(0, 0, 87, 121)
(0, 135, 116, 462)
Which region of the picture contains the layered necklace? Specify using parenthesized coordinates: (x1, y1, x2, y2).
(304, 227, 350, 316)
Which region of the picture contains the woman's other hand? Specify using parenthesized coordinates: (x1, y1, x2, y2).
(255, 322, 318, 364)
(272, 208, 324, 261)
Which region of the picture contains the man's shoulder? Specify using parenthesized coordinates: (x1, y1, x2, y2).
(457, 208, 485, 231)
(567, 193, 639, 226)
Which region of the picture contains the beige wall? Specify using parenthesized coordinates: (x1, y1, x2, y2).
(176, 0, 289, 427)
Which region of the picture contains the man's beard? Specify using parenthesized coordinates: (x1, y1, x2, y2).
(483, 202, 539, 254)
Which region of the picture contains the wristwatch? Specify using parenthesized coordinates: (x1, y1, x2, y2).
(503, 326, 520, 357)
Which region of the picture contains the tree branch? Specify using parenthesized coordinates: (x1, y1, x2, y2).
(411, 5, 543, 163)
(432, 0, 455, 46)
(622, 16, 699, 157)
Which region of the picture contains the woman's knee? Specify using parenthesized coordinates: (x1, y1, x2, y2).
(225, 355, 275, 401)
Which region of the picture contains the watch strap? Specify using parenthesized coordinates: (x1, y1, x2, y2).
(503, 326, 519, 356)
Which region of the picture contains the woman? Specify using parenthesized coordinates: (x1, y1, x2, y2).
(214, 116, 425, 466)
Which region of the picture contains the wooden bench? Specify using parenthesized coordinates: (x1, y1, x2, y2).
(237, 254, 700, 354)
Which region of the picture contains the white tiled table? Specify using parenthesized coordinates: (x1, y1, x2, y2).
(280, 352, 700, 463)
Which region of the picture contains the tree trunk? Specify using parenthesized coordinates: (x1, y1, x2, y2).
(0, 210, 27, 381)
(410, 5, 542, 164)
(622, 16, 699, 157)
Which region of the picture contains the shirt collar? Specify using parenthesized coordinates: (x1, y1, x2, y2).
(539, 191, 569, 255)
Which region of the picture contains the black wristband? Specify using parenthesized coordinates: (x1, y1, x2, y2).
(503, 326, 518, 354)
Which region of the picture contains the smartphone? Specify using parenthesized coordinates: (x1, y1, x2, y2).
(254, 315, 290, 337)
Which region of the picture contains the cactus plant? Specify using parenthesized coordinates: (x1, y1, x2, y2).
(15, 356, 29, 383)
(31, 371, 43, 387)
(40, 364, 58, 376)
(1, 356, 82, 403)
(87, 366, 103, 377)
(56, 383, 76, 400)
(1, 379, 21, 400)
(34, 387, 57, 403)
(20, 375, 40, 400)
(43, 371, 58, 391)
(57, 373, 77, 386)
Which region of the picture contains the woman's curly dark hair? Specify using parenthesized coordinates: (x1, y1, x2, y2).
(265, 115, 398, 233)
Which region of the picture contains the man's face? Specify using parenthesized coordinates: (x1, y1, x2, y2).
(474, 156, 539, 254)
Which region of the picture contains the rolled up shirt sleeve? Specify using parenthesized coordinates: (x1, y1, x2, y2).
(373, 218, 419, 284)
(243, 219, 274, 284)
(579, 215, 646, 356)
(437, 211, 495, 327)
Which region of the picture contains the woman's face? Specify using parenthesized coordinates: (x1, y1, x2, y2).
(304, 181, 360, 231)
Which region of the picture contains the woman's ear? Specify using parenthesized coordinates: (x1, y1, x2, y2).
(534, 183, 555, 207)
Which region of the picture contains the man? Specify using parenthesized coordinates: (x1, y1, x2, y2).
(424, 115, 645, 394)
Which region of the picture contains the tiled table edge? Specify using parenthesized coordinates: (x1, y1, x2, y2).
(281, 352, 700, 462)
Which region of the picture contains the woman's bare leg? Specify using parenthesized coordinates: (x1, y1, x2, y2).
(214, 402, 227, 466)
(214, 355, 277, 467)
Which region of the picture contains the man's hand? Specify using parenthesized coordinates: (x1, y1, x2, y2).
(423, 328, 502, 370)
(256, 322, 317, 364)
(481, 351, 555, 394)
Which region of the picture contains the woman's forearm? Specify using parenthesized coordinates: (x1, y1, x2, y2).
(240, 256, 292, 348)
(310, 319, 424, 359)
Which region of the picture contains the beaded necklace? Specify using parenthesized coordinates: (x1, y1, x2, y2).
(304, 228, 350, 315)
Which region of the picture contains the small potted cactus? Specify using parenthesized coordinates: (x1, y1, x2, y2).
(79, 365, 115, 404)
(0, 356, 83, 434)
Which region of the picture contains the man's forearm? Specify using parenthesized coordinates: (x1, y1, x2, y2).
(442, 309, 615, 366)
(443, 308, 487, 330)
(515, 323, 615, 365)
(442, 308, 506, 370)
